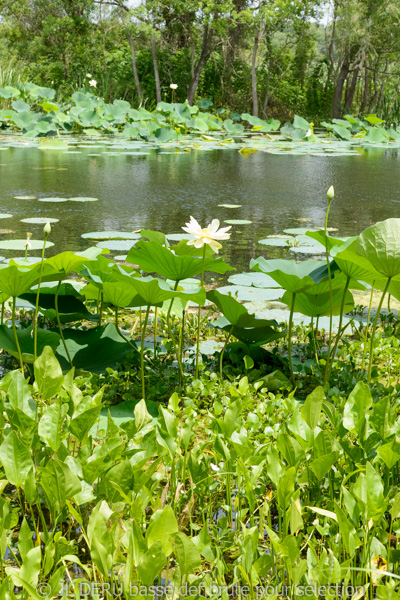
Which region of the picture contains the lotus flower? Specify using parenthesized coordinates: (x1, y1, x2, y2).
(24, 232, 32, 250)
(170, 83, 178, 90)
(182, 216, 231, 254)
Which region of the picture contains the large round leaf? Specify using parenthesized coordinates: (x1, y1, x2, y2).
(250, 258, 326, 294)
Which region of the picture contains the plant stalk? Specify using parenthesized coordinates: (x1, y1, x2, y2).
(195, 246, 207, 379)
(33, 232, 48, 362)
(367, 278, 391, 385)
(12, 297, 24, 375)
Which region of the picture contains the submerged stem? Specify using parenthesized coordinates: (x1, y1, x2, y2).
(55, 281, 73, 369)
(12, 297, 24, 375)
(367, 278, 391, 385)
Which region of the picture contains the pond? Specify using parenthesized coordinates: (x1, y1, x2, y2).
(1, 138, 400, 273)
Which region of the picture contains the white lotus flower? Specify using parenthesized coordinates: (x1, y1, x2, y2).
(182, 216, 231, 254)
(89, 79, 97, 88)
(170, 83, 178, 90)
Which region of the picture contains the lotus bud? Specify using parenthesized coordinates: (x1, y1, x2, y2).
(327, 186, 335, 201)
(43, 222, 51, 236)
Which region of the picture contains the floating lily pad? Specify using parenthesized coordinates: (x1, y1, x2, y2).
(0, 239, 54, 250)
(289, 246, 325, 255)
(82, 231, 141, 240)
(21, 217, 59, 224)
(38, 197, 68, 203)
(0, 214, 13, 219)
(14, 196, 37, 200)
(242, 305, 353, 332)
(114, 255, 128, 261)
(217, 285, 284, 302)
(283, 227, 338, 235)
(228, 272, 281, 288)
(258, 238, 293, 247)
(218, 204, 242, 209)
(96, 240, 138, 251)
(69, 197, 99, 202)
(224, 219, 252, 225)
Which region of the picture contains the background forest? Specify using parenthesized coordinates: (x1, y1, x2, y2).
(0, 0, 400, 124)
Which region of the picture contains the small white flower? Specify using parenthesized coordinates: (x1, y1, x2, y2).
(86, 73, 92, 78)
(312, 518, 319, 526)
(170, 83, 178, 90)
(89, 79, 97, 88)
(182, 216, 231, 254)
(210, 463, 220, 472)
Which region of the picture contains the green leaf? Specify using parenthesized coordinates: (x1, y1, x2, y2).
(301, 386, 324, 430)
(0, 431, 33, 488)
(343, 381, 372, 437)
(171, 532, 202, 576)
(146, 506, 179, 556)
(137, 541, 166, 587)
(34, 346, 63, 399)
(377, 437, 400, 469)
(127, 240, 233, 280)
(277, 466, 296, 510)
(38, 400, 68, 451)
(0, 325, 60, 364)
(309, 452, 337, 480)
(250, 258, 326, 293)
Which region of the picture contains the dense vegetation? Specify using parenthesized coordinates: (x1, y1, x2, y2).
(2, 204, 400, 595)
(1, 1, 400, 123)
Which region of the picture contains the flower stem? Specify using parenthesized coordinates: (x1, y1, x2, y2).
(195, 246, 206, 379)
(220, 326, 233, 379)
(140, 305, 151, 399)
(12, 297, 24, 375)
(33, 233, 48, 362)
(327, 275, 350, 379)
(323, 202, 333, 385)
(361, 281, 375, 370)
(367, 278, 391, 385)
(288, 293, 296, 387)
(55, 281, 73, 369)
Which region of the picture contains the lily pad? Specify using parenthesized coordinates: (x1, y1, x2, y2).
(284, 227, 338, 235)
(69, 197, 98, 202)
(0, 239, 54, 250)
(258, 238, 293, 247)
(96, 240, 138, 251)
(0, 214, 13, 219)
(114, 255, 128, 261)
(228, 272, 282, 288)
(216, 285, 284, 302)
(289, 246, 325, 255)
(218, 204, 242, 209)
(21, 217, 59, 224)
(14, 196, 37, 200)
(165, 233, 191, 241)
(82, 231, 141, 241)
(38, 197, 68, 203)
(224, 219, 252, 225)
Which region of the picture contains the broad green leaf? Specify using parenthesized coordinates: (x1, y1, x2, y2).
(146, 506, 179, 556)
(171, 532, 201, 576)
(301, 386, 324, 430)
(34, 346, 63, 399)
(127, 240, 233, 280)
(0, 431, 33, 488)
(250, 258, 326, 293)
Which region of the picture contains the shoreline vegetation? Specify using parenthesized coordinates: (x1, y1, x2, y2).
(1, 210, 400, 595)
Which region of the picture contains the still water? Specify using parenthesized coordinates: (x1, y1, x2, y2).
(1, 143, 400, 272)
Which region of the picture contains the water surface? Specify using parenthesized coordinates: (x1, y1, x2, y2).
(1, 142, 400, 272)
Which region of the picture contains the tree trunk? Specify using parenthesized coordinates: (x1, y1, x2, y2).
(262, 70, 270, 118)
(128, 34, 143, 102)
(251, 25, 261, 117)
(151, 34, 162, 104)
(187, 25, 211, 105)
(360, 67, 370, 113)
(325, 0, 338, 92)
(344, 66, 360, 113)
